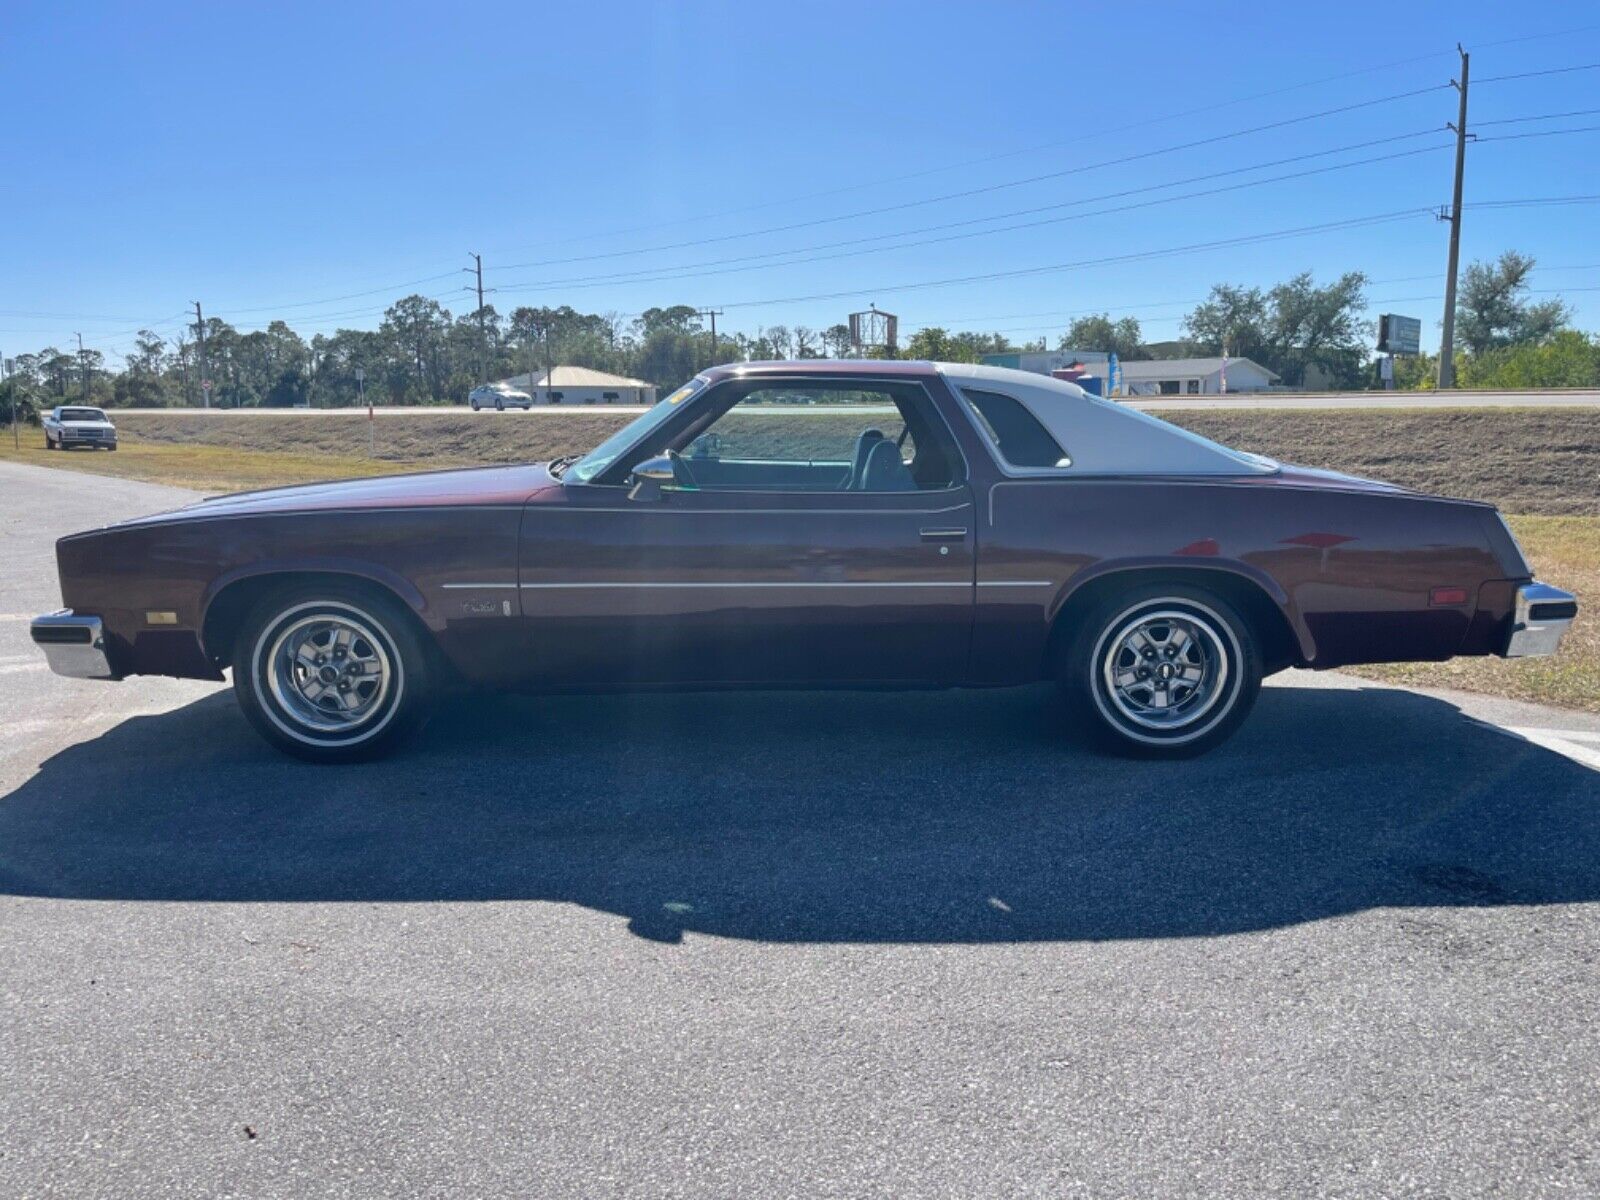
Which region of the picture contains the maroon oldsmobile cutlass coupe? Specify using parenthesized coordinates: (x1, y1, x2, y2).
(32, 360, 1576, 762)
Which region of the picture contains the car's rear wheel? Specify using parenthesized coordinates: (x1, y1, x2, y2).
(1061, 583, 1260, 758)
(231, 585, 432, 763)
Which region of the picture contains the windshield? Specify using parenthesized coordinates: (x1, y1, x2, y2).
(567, 377, 705, 483)
(59, 408, 105, 422)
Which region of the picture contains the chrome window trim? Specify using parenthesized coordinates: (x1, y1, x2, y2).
(584, 373, 972, 492)
(543, 499, 972, 516)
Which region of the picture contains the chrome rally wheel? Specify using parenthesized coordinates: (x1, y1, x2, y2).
(1100, 609, 1229, 735)
(264, 610, 396, 738)
(233, 589, 430, 762)
(1067, 585, 1261, 758)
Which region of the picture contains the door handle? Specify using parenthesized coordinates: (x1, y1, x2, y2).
(920, 527, 968, 543)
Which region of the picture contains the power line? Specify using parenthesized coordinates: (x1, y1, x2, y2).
(489, 83, 1451, 275)
(709, 209, 1434, 311)
(482, 20, 1600, 258)
(1474, 61, 1600, 84)
(85, 60, 1600, 330)
(491, 143, 1457, 295)
(484, 130, 1600, 298)
(482, 127, 1451, 290)
(1474, 107, 1600, 127)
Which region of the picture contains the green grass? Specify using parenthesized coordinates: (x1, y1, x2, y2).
(0, 435, 435, 491)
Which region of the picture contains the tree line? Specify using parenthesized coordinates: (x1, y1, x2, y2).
(911, 251, 1595, 390)
(2, 251, 1593, 419)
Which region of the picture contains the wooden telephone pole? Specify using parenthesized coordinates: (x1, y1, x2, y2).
(1437, 45, 1470, 389)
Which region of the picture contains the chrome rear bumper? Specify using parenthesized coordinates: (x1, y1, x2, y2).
(1502, 582, 1578, 658)
(31, 610, 117, 679)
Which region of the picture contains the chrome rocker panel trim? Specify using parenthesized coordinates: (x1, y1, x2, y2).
(30, 610, 117, 679)
(1502, 581, 1578, 658)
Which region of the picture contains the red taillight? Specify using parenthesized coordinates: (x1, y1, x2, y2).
(1430, 586, 1469, 606)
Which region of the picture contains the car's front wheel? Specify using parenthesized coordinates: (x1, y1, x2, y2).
(1062, 583, 1261, 758)
(232, 585, 432, 762)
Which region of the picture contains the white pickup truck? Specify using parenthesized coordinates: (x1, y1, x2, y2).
(42, 405, 118, 451)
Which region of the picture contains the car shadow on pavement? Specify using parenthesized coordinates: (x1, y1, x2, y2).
(1, 682, 1596, 943)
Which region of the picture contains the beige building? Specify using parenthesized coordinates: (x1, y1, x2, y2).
(502, 366, 656, 405)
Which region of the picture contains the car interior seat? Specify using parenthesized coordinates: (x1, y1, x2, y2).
(859, 438, 917, 491)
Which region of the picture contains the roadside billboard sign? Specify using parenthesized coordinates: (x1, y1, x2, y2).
(1377, 314, 1422, 356)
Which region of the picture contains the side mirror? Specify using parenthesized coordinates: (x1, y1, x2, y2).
(628, 454, 674, 502)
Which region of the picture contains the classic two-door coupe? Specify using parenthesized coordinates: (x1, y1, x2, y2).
(32, 360, 1576, 761)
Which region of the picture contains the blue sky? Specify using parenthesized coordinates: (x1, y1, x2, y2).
(3, 1, 1598, 365)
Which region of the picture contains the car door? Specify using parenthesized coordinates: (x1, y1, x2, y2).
(518, 377, 977, 686)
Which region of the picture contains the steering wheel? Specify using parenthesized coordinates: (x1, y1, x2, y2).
(666, 448, 699, 489)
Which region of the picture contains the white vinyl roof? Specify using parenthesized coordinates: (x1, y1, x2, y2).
(934, 362, 1276, 476)
(1117, 356, 1279, 381)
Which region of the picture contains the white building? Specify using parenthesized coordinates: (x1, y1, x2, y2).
(979, 349, 1111, 376)
(501, 366, 656, 405)
(1116, 357, 1278, 396)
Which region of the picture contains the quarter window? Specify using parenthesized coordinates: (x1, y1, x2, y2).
(960, 388, 1069, 469)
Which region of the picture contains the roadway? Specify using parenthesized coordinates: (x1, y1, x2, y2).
(2, 459, 1599, 1197)
(113, 386, 1600, 418)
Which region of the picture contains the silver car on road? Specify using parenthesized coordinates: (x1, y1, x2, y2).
(468, 384, 533, 411)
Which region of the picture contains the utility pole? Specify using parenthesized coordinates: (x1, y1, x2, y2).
(4, 355, 17, 450)
(465, 253, 488, 384)
(1437, 45, 1470, 389)
(698, 308, 723, 369)
(193, 301, 210, 408)
(75, 333, 91, 404)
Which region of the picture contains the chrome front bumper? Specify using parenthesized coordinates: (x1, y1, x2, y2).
(30, 610, 117, 679)
(1502, 582, 1578, 658)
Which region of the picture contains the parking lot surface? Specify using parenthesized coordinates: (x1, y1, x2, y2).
(2, 459, 1598, 1198)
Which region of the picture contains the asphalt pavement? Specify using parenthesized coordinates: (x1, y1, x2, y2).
(2, 459, 1598, 1198)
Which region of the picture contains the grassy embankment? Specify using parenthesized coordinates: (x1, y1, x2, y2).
(2, 406, 1595, 710)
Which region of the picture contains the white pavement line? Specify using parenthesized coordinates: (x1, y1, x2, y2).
(1503, 727, 1600, 772)
(1469, 718, 1600, 772)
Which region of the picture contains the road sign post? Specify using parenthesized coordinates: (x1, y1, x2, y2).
(201, 379, 213, 409)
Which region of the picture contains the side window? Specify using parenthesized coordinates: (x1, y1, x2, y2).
(961, 389, 1070, 469)
(662, 381, 960, 492)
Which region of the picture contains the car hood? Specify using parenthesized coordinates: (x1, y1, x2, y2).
(114, 463, 559, 527)
(57, 419, 116, 430)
